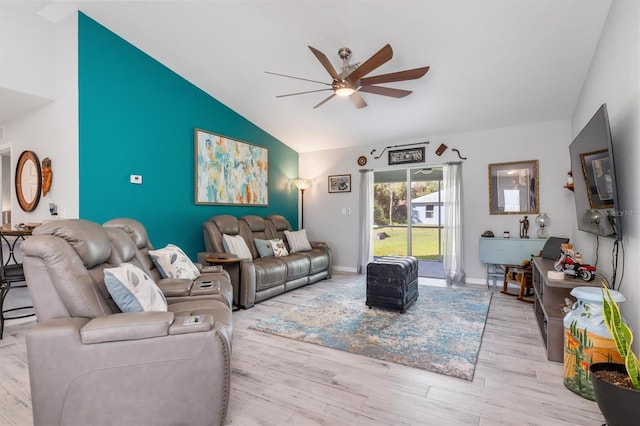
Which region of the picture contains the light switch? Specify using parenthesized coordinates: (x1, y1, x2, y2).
(130, 174, 142, 184)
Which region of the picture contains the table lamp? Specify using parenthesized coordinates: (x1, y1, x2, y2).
(535, 213, 550, 238)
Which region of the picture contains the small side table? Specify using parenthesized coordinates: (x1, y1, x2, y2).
(206, 257, 244, 310)
(1, 229, 34, 339)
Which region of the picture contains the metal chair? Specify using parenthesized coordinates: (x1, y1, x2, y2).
(0, 231, 33, 339)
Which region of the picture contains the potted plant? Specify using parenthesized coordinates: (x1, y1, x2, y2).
(589, 284, 640, 426)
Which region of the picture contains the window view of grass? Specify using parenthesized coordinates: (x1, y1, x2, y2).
(373, 226, 443, 260)
(373, 177, 443, 261)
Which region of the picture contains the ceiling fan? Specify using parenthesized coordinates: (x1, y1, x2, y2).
(266, 44, 429, 109)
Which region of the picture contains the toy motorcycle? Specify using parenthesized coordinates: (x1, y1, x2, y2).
(554, 249, 596, 281)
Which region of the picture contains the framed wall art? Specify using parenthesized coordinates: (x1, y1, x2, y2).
(328, 174, 351, 193)
(194, 129, 268, 205)
(580, 149, 614, 209)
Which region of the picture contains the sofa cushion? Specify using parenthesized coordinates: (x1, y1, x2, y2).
(104, 263, 168, 312)
(284, 229, 312, 253)
(253, 258, 287, 291)
(149, 244, 200, 280)
(222, 234, 252, 259)
(254, 238, 275, 258)
(270, 239, 289, 257)
(276, 252, 311, 280)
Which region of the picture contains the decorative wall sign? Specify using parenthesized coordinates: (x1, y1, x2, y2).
(194, 129, 268, 205)
(388, 147, 425, 165)
(328, 174, 351, 193)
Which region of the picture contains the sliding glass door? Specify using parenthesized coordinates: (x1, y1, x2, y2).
(373, 167, 444, 276)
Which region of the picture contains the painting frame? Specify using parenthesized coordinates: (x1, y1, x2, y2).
(328, 174, 351, 193)
(194, 128, 268, 206)
(580, 149, 614, 209)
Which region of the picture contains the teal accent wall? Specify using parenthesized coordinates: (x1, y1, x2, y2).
(78, 13, 299, 258)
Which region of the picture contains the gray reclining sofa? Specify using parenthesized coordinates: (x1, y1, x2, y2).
(198, 214, 332, 308)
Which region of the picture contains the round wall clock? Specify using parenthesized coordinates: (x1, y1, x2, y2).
(357, 155, 367, 166)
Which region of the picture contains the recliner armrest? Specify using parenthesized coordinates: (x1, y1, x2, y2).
(80, 311, 174, 344)
(156, 278, 193, 297)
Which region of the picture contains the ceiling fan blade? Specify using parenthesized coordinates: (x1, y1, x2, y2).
(349, 92, 368, 109)
(308, 46, 340, 80)
(346, 44, 393, 83)
(277, 88, 333, 98)
(265, 71, 331, 86)
(313, 94, 336, 109)
(358, 85, 412, 98)
(360, 66, 430, 86)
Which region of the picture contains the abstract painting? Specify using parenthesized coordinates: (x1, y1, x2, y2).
(195, 129, 268, 205)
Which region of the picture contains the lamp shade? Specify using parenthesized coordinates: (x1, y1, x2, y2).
(535, 213, 550, 227)
(294, 178, 311, 190)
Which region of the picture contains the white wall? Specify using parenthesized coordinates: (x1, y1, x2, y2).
(570, 0, 640, 347)
(300, 119, 575, 279)
(1, 9, 79, 225)
(0, 5, 55, 99)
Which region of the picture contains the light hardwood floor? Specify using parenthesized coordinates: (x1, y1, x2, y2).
(0, 273, 604, 426)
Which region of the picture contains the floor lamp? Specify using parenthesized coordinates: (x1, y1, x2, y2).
(294, 178, 311, 229)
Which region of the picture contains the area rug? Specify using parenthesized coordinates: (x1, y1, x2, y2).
(249, 284, 492, 381)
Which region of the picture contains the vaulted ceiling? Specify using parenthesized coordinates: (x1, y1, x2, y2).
(11, 0, 612, 152)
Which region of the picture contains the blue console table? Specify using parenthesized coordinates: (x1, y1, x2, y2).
(479, 237, 547, 288)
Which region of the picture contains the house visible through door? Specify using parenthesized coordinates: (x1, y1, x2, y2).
(372, 167, 445, 278)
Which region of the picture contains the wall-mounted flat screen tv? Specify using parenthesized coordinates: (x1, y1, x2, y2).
(569, 103, 622, 240)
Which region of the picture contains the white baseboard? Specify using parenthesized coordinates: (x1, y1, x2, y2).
(332, 265, 358, 274)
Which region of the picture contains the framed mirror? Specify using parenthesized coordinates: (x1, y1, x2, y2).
(488, 160, 539, 215)
(15, 150, 42, 212)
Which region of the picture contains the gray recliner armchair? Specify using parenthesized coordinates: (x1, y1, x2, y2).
(22, 219, 232, 426)
(103, 217, 233, 307)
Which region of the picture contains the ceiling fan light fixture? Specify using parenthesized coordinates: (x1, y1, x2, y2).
(335, 86, 355, 97)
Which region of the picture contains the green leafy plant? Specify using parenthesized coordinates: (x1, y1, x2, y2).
(602, 284, 640, 390)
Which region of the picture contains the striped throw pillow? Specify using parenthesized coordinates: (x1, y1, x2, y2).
(222, 234, 252, 259)
(284, 229, 312, 253)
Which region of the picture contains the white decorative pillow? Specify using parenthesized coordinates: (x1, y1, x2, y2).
(104, 263, 168, 312)
(285, 229, 312, 253)
(149, 244, 200, 280)
(222, 234, 253, 259)
(270, 238, 289, 257)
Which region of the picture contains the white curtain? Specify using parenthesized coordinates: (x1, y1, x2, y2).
(357, 169, 374, 274)
(443, 162, 466, 285)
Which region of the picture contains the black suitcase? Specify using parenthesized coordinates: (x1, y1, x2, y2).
(366, 256, 419, 312)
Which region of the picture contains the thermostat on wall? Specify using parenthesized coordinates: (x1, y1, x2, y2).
(130, 174, 142, 184)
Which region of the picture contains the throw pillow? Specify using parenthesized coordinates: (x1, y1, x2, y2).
(149, 244, 200, 280)
(104, 263, 168, 312)
(284, 229, 312, 253)
(254, 238, 275, 258)
(270, 238, 289, 257)
(222, 234, 253, 260)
